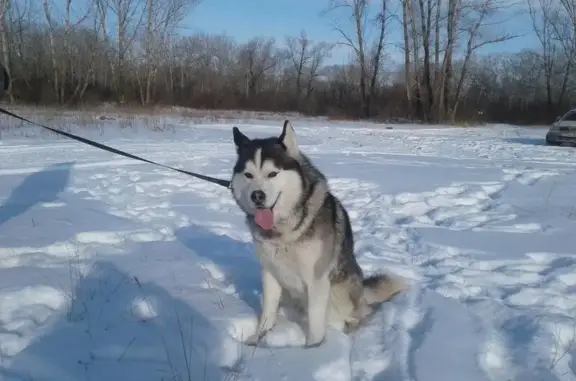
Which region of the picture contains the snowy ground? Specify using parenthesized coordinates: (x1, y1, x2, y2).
(0, 110, 575, 381)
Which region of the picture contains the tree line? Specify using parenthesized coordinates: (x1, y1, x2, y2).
(0, 0, 572, 125)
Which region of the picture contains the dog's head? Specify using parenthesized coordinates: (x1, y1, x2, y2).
(230, 120, 304, 231)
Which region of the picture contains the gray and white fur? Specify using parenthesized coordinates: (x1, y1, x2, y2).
(230, 120, 407, 348)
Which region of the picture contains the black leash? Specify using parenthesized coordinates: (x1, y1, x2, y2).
(0, 106, 231, 188)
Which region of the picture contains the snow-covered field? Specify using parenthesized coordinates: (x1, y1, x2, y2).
(0, 110, 575, 381)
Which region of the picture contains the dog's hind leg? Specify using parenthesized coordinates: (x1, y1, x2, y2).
(326, 279, 372, 334)
(326, 281, 355, 332)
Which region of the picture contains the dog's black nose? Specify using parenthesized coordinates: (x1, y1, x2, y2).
(251, 190, 266, 205)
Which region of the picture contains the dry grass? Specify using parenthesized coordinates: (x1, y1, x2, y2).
(0, 104, 324, 135)
(0, 103, 311, 122)
(0, 103, 485, 140)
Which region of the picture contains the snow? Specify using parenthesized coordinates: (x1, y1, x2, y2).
(0, 111, 575, 381)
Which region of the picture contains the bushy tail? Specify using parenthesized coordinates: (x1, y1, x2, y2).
(362, 272, 408, 305)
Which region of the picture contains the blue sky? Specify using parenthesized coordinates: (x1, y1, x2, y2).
(184, 0, 538, 65)
(43, 0, 538, 66)
(183, 0, 353, 63)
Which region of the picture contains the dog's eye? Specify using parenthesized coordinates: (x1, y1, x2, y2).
(267, 171, 278, 178)
(244, 172, 253, 179)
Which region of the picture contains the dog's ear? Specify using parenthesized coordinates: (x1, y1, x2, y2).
(232, 126, 250, 152)
(278, 120, 299, 157)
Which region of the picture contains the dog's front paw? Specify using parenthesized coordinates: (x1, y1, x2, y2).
(243, 331, 267, 347)
(304, 336, 325, 349)
(343, 318, 360, 334)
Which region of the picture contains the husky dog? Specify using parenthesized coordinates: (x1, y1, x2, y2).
(230, 120, 407, 348)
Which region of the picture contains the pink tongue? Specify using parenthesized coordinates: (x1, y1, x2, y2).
(254, 209, 274, 230)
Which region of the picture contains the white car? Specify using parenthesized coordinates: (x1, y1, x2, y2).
(546, 109, 576, 146)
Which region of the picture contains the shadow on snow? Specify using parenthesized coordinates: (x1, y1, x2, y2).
(0, 162, 73, 227)
(1, 260, 238, 381)
(175, 224, 263, 314)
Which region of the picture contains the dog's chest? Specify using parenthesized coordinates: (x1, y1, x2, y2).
(256, 239, 321, 292)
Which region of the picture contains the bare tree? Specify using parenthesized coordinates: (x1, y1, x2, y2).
(304, 40, 333, 100)
(285, 30, 333, 110)
(401, 0, 414, 115)
(0, 0, 566, 125)
(437, 0, 460, 121)
(416, 0, 435, 120)
(98, 0, 146, 104)
(325, 0, 390, 117)
(0, 0, 11, 102)
(62, 0, 93, 103)
(447, 0, 519, 121)
(528, 0, 559, 115)
(136, 0, 199, 104)
(42, 0, 59, 102)
(402, 0, 519, 122)
(549, 0, 576, 113)
(401, 0, 450, 121)
(238, 37, 279, 100)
